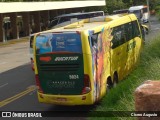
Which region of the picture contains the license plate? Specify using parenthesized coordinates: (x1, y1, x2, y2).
(56, 98, 67, 102)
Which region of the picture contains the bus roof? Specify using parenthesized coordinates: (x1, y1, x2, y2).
(54, 11, 104, 18)
(40, 14, 137, 33)
(129, 5, 144, 11)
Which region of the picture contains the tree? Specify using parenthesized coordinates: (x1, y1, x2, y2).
(122, 0, 133, 6)
(105, 0, 126, 14)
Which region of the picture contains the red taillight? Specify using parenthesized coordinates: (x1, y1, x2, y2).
(35, 75, 43, 93)
(76, 31, 81, 34)
(82, 74, 91, 94)
(40, 56, 51, 62)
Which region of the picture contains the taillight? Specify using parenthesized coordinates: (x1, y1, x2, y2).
(40, 56, 51, 62)
(76, 31, 81, 34)
(35, 75, 43, 93)
(82, 74, 91, 94)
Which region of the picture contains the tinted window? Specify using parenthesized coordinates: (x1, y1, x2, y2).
(90, 12, 104, 18)
(77, 14, 89, 19)
(90, 34, 98, 46)
(124, 22, 133, 41)
(143, 8, 148, 13)
(113, 9, 128, 14)
(96, 12, 104, 16)
(132, 21, 140, 38)
(36, 33, 82, 54)
(49, 19, 58, 28)
(58, 16, 70, 24)
(129, 10, 142, 19)
(112, 25, 126, 49)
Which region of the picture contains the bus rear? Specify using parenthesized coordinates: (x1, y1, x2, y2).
(34, 32, 92, 105)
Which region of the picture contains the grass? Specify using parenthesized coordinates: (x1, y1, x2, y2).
(89, 36, 160, 120)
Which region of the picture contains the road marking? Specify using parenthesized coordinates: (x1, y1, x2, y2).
(0, 85, 37, 108)
(0, 83, 8, 88)
(29, 90, 36, 95)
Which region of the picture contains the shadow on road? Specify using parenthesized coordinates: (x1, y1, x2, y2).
(47, 103, 99, 114)
(38, 103, 100, 119)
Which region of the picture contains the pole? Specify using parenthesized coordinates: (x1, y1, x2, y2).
(146, 0, 151, 31)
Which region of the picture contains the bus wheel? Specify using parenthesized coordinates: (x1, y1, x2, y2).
(106, 76, 112, 93)
(113, 73, 118, 88)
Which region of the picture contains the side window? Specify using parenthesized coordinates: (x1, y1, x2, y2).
(112, 27, 119, 48)
(111, 25, 126, 49)
(50, 19, 58, 27)
(132, 20, 140, 38)
(78, 14, 88, 19)
(90, 13, 94, 18)
(143, 7, 148, 13)
(120, 25, 126, 44)
(90, 34, 98, 47)
(124, 22, 133, 41)
(59, 16, 70, 24)
(89, 33, 99, 56)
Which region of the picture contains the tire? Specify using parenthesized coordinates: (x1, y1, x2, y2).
(106, 77, 112, 93)
(113, 73, 118, 88)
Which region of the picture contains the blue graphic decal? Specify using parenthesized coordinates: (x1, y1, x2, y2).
(36, 33, 82, 54)
(36, 33, 52, 54)
(52, 33, 82, 53)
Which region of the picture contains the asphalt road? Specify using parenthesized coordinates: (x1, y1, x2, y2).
(0, 43, 92, 120)
(0, 15, 160, 119)
(146, 15, 160, 41)
(0, 36, 95, 120)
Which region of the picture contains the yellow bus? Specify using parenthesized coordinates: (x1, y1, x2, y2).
(33, 14, 145, 105)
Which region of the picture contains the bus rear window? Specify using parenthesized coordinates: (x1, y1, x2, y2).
(36, 33, 82, 54)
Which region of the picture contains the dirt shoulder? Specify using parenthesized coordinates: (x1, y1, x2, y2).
(0, 37, 29, 47)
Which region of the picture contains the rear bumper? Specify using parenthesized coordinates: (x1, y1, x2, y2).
(37, 92, 94, 105)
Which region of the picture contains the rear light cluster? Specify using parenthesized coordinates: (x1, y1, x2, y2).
(35, 75, 44, 93)
(39, 56, 51, 62)
(76, 31, 81, 34)
(82, 74, 91, 94)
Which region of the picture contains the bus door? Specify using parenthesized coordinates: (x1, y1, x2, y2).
(35, 32, 88, 95)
